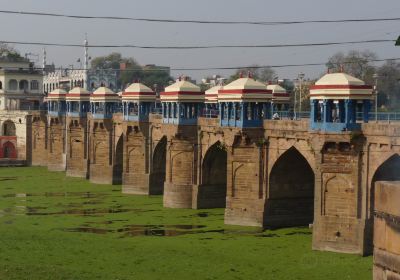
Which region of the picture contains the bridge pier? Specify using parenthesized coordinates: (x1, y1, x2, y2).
(311, 134, 368, 255)
(122, 122, 153, 194)
(31, 113, 48, 166)
(66, 117, 89, 178)
(47, 116, 66, 171)
(88, 117, 123, 185)
(163, 126, 198, 208)
(224, 131, 266, 227)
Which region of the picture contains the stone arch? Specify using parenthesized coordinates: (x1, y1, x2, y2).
(150, 136, 167, 194)
(2, 141, 16, 158)
(371, 153, 400, 215)
(266, 146, 315, 227)
(112, 136, 123, 184)
(197, 141, 227, 208)
(269, 140, 316, 175)
(3, 120, 16, 136)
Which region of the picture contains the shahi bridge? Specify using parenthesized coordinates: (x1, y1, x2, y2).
(28, 72, 400, 256)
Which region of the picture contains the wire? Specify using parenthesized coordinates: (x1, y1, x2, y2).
(0, 39, 395, 50)
(3, 57, 400, 73)
(1, 10, 400, 26)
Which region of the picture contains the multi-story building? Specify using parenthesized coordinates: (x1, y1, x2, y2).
(0, 56, 44, 163)
(0, 57, 43, 110)
(43, 68, 118, 93)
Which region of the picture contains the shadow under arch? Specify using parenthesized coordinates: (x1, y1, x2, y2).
(366, 153, 400, 251)
(2, 141, 16, 158)
(195, 141, 227, 209)
(265, 146, 315, 228)
(112, 136, 123, 184)
(149, 136, 167, 195)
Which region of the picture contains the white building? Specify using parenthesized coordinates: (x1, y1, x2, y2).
(0, 57, 44, 111)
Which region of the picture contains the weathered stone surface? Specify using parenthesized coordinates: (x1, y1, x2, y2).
(30, 114, 400, 257)
(373, 182, 400, 280)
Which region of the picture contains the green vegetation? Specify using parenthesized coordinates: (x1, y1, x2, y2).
(0, 167, 371, 280)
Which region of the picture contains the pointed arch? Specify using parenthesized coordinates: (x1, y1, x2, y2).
(149, 136, 167, 194)
(197, 141, 227, 208)
(3, 120, 16, 136)
(2, 141, 16, 159)
(371, 153, 400, 213)
(266, 146, 315, 227)
(112, 136, 123, 184)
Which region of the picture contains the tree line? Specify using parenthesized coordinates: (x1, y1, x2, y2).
(1, 43, 399, 110)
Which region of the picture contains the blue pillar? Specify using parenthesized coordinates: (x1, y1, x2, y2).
(242, 103, 247, 122)
(344, 99, 351, 125)
(323, 100, 329, 123)
(310, 100, 317, 123)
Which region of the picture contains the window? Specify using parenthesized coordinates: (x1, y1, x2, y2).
(8, 79, 17, 90)
(19, 80, 29, 91)
(30, 80, 39, 90)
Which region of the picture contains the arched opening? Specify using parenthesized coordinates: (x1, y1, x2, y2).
(2, 141, 16, 159)
(8, 79, 17, 90)
(3, 120, 16, 136)
(19, 80, 28, 91)
(266, 147, 315, 227)
(150, 136, 167, 194)
(370, 154, 400, 223)
(197, 141, 227, 208)
(112, 136, 123, 184)
(0, 81, 2, 89)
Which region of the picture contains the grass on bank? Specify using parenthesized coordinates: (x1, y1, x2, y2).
(0, 167, 371, 280)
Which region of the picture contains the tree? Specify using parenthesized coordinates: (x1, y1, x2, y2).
(91, 52, 138, 70)
(90, 52, 173, 91)
(326, 50, 377, 84)
(227, 65, 276, 83)
(0, 43, 23, 60)
(377, 60, 400, 110)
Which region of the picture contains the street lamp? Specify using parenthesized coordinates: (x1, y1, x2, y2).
(298, 73, 305, 119)
(373, 73, 379, 122)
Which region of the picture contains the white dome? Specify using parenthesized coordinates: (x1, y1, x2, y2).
(315, 73, 365, 86)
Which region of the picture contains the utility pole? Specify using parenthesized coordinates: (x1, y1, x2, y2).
(373, 73, 379, 122)
(298, 73, 305, 119)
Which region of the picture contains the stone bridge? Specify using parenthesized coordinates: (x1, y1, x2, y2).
(29, 112, 400, 256)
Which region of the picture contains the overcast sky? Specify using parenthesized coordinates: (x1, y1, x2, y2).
(1, 0, 399, 81)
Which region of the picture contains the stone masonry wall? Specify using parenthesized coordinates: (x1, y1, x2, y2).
(66, 117, 88, 178)
(373, 181, 400, 280)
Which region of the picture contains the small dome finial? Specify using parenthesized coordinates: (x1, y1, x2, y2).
(239, 72, 243, 78)
(340, 64, 344, 73)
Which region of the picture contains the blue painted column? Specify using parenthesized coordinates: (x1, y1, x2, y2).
(344, 99, 351, 125)
(310, 100, 318, 123)
(322, 100, 329, 123)
(233, 102, 237, 125)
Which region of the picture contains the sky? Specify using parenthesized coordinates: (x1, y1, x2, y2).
(1, 0, 399, 82)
